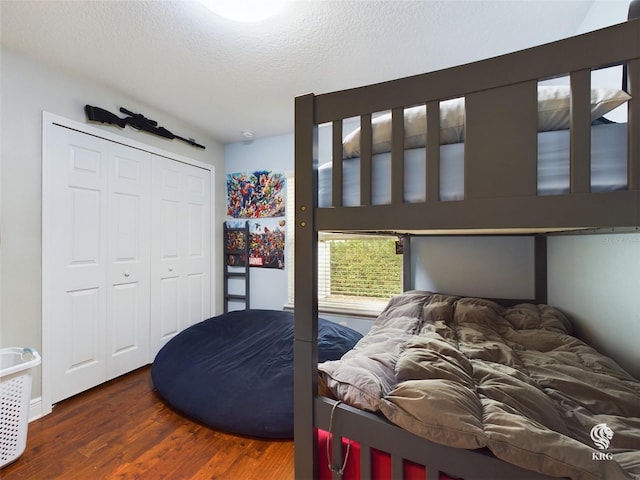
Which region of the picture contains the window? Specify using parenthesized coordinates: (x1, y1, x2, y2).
(318, 233, 403, 315)
(286, 175, 403, 315)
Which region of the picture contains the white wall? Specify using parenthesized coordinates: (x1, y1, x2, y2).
(0, 47, 227, 399)
(548, 233, 640, 379)
(576, 0, 630, 33)
(224, 134, 293, 310)
(412, 236, 535, 300)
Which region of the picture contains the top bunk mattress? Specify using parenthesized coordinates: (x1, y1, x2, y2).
(318, 122, 628, 207)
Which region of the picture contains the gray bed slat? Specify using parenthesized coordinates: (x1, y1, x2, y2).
(360, 114, 373, 205)
(332, 119, 343, 207)
(465, 81, 538, 199)
(360, 444, 372, 479)
(426, 100, 440, 202)
(629, 58, 640, 191)
(392, 454, 404, 479)
(402, 234, 413, 291)
(294, 340, 318, 479)
(330, 433, 342, 480)
(391, 107, 405, 204)
(570, 69, 592, 194)
(534, 235, 548, 304)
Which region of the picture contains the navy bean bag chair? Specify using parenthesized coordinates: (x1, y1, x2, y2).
(151, 309, 362, 438)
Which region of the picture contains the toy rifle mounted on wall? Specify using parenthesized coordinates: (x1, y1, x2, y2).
(84, 105, 206, 149)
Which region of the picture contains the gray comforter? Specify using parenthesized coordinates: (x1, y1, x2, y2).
(318, 291, 640, 480)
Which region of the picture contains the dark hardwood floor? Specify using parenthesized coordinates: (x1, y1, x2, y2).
(1, 366, 295, 479)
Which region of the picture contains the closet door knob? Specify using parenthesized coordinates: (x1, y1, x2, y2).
(168, 266, 174, 272)
(123, 272, 130, 277)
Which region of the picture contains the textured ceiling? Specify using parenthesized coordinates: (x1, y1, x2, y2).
(0, 0, 612, 144)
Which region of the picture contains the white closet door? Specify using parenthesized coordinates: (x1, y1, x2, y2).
(106, 148, 151, 378)
(182, 162, 212, 329)
(150, 156, 211, 357)
(48, 125, 151, 403)
(49, 126, 108, 403)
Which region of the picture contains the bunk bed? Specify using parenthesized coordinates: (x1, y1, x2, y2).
(294, 5, 640, 480)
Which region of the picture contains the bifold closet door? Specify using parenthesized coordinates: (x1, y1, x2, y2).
(47, 125, 151, 404)
(150, 156, 211, 357)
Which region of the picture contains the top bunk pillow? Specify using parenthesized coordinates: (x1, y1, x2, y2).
(537, 85, 630, 131)
(342, 98, 465, 159)
(342, 86, 631, 158)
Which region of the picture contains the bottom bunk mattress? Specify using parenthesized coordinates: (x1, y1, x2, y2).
(318, 291, 640, 480)
(318, 123, 628, 206)
(152, 309, 362, 438)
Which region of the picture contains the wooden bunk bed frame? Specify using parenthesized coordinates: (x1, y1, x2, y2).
(294, 11, 640, 480)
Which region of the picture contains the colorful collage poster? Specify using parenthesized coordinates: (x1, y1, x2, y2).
(227, 170, 285, 218)
(226, 220, 285, 270)
(225, 228, 247, 267)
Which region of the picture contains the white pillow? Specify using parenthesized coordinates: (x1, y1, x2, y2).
(537, 85, 630, 131)
(342, 98, 465, 159)
(341, 86, 630, 158)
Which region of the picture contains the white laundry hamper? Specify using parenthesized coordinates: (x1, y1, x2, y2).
(1, 347, 41, 468)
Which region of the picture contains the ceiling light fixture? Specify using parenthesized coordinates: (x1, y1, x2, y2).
(200, 0, 287, 23)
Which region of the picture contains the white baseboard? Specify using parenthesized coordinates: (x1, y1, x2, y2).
(28, 396, 44, 422)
